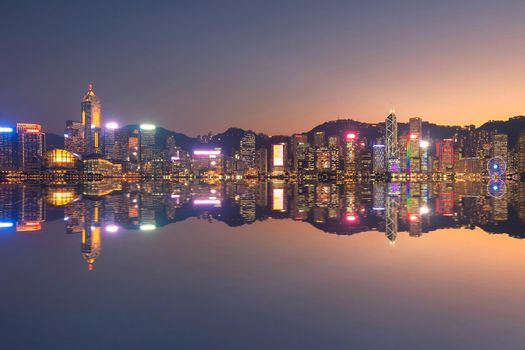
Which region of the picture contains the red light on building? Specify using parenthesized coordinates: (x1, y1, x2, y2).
(16, 221, 42, 232)
(16, 123, 42, 133)
(346, 133, 357, 140)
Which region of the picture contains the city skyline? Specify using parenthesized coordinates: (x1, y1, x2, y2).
(2, 1, 525, 135)
(1, 82, 522, 184)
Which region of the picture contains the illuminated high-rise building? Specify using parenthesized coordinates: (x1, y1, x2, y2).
(0, 126, 17, 171)
(315, 148, 331, 171)
(81, 84, 102, 155)
(313, 131, 326, 148)
(385, 111, 399, 172)
(270, 142, 287, 176)
(16, 123, 45, 172)
(420, 140, 430, 173)
(81, 225, 101, 271)
(104, 122, 119, 160)
(518, 130, 525, 175)
(344, 132, 358, 176)
(139, 124, 156, 162)
(256, 148, 268, 176)
(408, 117, 422, 173)
(372, 144, 386, 173)
(436, 139, 454, 172)
(191, 148, 223, 176)
(492, 133, 508, 160)
(291, 134, 308, 173)
(327, 136, 341, 173)
(64, 120, 85, 155)
(240, 132, 256, 169)
(17, 185, 45, 231)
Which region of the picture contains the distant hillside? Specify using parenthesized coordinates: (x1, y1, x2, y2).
(478, 116, 525, 148)
(44, 115, 525, 153)
(45, 133, 64, 149)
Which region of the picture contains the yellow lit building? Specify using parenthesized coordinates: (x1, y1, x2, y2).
(45, 187, 78, 206)
(44, 148, 80, 170)
(83, 156, 122, 177)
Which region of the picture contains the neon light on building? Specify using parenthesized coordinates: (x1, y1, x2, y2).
(272, 188, 284, 210)
(272, 144, 284, 166)
(140, 124, 156, 130)
(193, 149, 221, 156)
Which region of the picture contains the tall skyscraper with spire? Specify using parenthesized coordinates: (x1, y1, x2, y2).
(81, 84, 102, 155)
(385, 111, 399, 172)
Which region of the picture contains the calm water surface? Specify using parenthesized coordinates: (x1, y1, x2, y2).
(1, 181, 524, 349)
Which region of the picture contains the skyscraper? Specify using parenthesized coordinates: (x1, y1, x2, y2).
(104, 122, 119, 160)
(373, 144, 386, 174)
(139, 124, 156, 162)
(492, 133, 508, 160)
(270, 142, 287, 176)
(81, 84, 102, 155)
(16, 123, 45, 172)
(313, 131, 325, 148)
(344, 132, 358, 176)
(291, 134, 308, 173)
(0, 126, 17, 171)
(436, 139, 454, 172)
(64, 120, 85, 155)
(385, 111, 399, 172)
(240, 132, 256, 169)
(517, 130, 525, 175)
(408, 117, 422, 173)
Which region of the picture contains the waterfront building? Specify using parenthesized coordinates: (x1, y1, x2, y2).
(385, 111, 400, 172)
(192, 148, 224, 177)
(492, 133, 508, 161)
(372, 144, 386, 174)
(518, 130, 525, 175)
(344, 132, 358, 176)
(270, 142, 287, 177)
(0, 126, 17, 171)
(408, 117, 422, 173)
(44, 149, 80, 172)
(240, 132, 256, 170)
(83, 156, 122, 177)
(436, 139, 454, 173)
(104, 122, 119, 160)
(139, 124, 156, 162)
(291, 134, 308, 173)
(256, 148, 268, 176)
(16, 123, 45, 172)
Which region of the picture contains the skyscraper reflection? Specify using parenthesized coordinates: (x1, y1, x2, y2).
(1, 179, 523, 269)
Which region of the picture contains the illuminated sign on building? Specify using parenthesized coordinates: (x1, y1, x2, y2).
(272, 188, 284, 211)
(139, 124, 156, 130)
(193, 149, 221, 157)
(193, 197, 222, 206)
(272, 144, 284, 166)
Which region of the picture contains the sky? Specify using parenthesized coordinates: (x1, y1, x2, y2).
(1, 0, 524, 136)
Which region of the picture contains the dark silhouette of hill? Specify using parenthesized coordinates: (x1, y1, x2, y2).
(47, 115, 525, 152)
(478, 115, 525, 148)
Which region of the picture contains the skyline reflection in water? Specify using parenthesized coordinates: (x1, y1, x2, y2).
(0, 180, 524, 270)
(1, 181, 525, 349)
